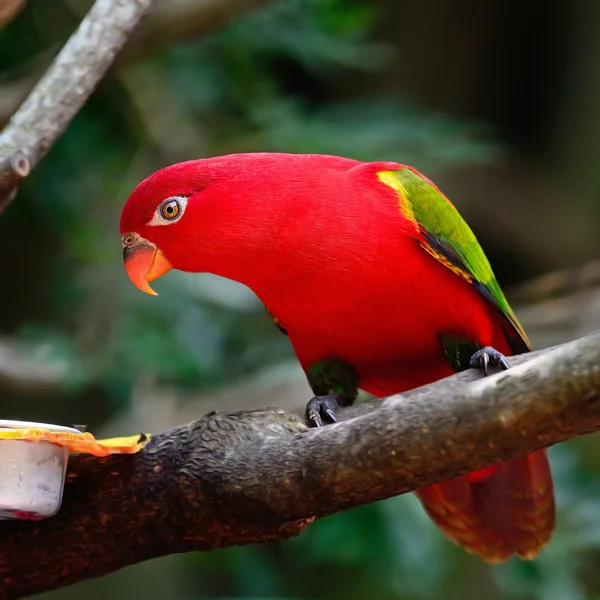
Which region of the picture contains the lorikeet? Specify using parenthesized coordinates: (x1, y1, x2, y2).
(119, 153, 554, 563)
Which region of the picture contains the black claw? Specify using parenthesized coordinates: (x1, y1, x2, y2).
(469, 346, 511, 376)
(306, 394, 340, 427)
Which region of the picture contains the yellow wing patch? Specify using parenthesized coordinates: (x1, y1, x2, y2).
(376, 167, 532, 352)
(377, 171, 417, 224)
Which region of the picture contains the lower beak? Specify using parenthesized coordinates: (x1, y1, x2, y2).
(123, 240, 172, 296)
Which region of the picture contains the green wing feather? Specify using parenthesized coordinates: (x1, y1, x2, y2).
(377, 167, 531, 353)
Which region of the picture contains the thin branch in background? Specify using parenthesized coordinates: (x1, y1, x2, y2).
(0, 0, 281, 124)
(0, 336, 70, 397)
(124, 0, 276, 59)
(509, 258, 600, 304)
(0, 0, 27, 29)
(0, 0, 155, 209)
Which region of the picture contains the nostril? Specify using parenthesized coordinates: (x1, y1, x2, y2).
(121, 233, 137, 248)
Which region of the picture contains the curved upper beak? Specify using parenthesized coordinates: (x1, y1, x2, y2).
(122, 235, 172, 296)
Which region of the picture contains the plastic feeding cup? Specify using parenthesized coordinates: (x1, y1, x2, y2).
(0, 420, 83, 520)
(0, 419, 149, 520)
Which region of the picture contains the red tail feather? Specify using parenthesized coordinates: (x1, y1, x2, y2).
(416, 450, 555, 563)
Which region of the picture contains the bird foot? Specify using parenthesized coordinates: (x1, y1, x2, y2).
(306, 394, 341, 427)
(469, 346, 510, 375)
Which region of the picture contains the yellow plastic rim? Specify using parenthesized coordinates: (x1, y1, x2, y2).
(0, 428, 149, 457)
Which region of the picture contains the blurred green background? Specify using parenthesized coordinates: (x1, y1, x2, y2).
(3, 0, 600, 599)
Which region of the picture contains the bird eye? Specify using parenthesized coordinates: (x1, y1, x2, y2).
(147, 195, 188, 227)
(160, 199, 180, 220)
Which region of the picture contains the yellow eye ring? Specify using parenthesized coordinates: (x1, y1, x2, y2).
(160, 199, 180, 220)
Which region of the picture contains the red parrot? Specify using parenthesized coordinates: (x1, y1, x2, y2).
(119, 152, 554, 563)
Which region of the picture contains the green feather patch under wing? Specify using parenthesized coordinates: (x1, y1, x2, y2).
(377, 168, 531, 353)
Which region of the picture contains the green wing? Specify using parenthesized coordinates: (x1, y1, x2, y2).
(377, 167, 531, 353)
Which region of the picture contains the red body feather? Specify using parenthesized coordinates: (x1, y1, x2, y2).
(121, 153, 554, 562)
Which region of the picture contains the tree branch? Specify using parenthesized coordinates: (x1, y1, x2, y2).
(2, 332, 600, 599)
(122, 0, 276, 61)
(0, 336, 70, 397)
(0, 0, 155, 209)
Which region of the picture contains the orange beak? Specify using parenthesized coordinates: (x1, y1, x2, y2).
(122, 236, 172, 296)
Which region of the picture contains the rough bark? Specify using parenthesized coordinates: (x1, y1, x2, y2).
(2, 332, 600, 599)
(0, 0, 155, 209)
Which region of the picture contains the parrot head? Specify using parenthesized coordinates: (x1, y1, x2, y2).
(119, 160, 203, 295)
(120, 152, 364, 296)
(119, 154, 274, 295)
